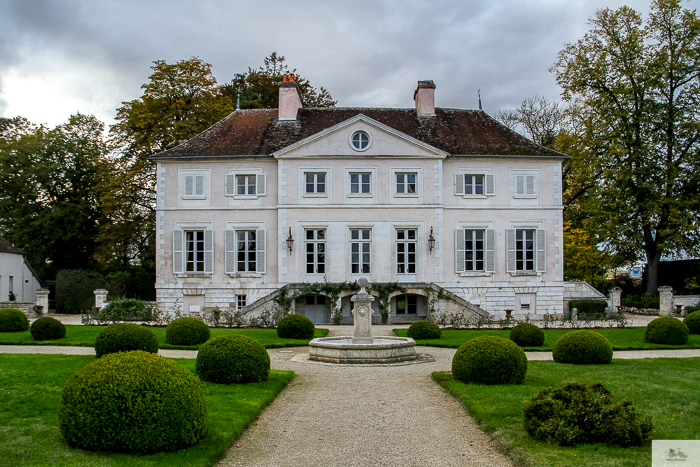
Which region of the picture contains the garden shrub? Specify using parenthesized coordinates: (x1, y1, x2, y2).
(509, 322, 545, 347)
(30, 316, 66, 340)
(55, 269, 105, 314)
(99, 297, 154, 322)
(166, 317, 210, 346)
(276, 313, 315, 339)
(569, 300, 608, 317)
(94, 323, 159, 358)
(688, 304, 700, 314)
(552, 330, 613, 364)
(622, 292, 660, 309)
(196, 335, 270, 384)
(0, 308, 29, 332)
(59, 351, 206, 453)
(452, 335, 527, 385)
(407, 320, 442, 340)
(644, 316, 689, 345)
(683, 311, 700, 334)
(523, 381, 652, 446)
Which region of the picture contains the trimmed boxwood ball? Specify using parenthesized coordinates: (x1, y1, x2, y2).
(552, 330, 613, 364)
(644, 316, 689, 345)
(407, 320, 442, 340)
(510, 322, 545, 347)
(683, 311, 700, 335)
(196, 335, 270, 384)
(30, 316, 66, 340)
(452, 336, 527, 385)
(94, 323, 159, 358)
(59, 351, 207, 453)
(0, 308, 29, 332)
(277, 313, 315, 339)
(166, 317, 210, 346)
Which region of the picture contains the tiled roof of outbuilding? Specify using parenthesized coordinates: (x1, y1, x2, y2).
(0, 235, 24, 255)
(150, 107, 564, 159)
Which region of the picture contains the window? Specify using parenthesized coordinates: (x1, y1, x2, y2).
(183, 174, 205, 196)
(515, 174, 536, 195)
(236, 295, 247, 310)
(396, 173, 416, 194)
(185, 231, 205, 272)
(8, 276, 13, 295)
(237, 230, 257, 272)
(305, 173, 326, 194)
(350, 130, 370, 150)
(396, 295, 417, 314)
(350, 173, 371, 194)
(516, 229, 535, 270)
(237, 175, 256, 195)
(350, 229, 371, 274)
(464, 230, 485, 271)
(464, 175, 484, 195)
(396, 229, 416, 274)
(225, 173, 266, 197)
(506, 228, 545, 273)
(454, 172, 495, 195)
(306, 229, 326, 274)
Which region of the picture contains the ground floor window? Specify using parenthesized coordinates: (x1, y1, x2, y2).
(396, 295, 417, 314)
(236, 295, 246, 310)
(516, 229, 535, 271)
(185, 230, 205, 272)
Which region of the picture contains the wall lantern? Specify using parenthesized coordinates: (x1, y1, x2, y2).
(286, 227, 294, 253)
(428, 227, 436, 254)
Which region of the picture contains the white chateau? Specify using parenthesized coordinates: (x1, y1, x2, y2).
(150, 79, 588, 324)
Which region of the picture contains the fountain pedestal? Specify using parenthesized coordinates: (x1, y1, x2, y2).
(351, 280, 374, 344)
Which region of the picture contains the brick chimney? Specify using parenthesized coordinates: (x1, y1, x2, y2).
(414, 80, 436, 115)
(278, 74, 302, 121)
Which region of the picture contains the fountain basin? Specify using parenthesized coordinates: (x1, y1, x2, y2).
(309, 336, 417, 364)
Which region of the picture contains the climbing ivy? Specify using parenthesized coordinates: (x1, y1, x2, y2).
(370, 283, 407, 324)
(277, 281, 360, 325)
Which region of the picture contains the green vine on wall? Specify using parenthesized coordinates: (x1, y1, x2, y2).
(370, 282, 407, 324)
(275, 281, 360, 325)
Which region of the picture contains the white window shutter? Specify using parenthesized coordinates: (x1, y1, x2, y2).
(486, 174, 495, 195)
(204, 230, 213, 273)
(256, 229, 266, 273)
(256, 174, 266, 196)
(455, 229, 465, 273)
(195, 175, 205, 196)
(515, 175, 524, 195)
(526, 175, 535, 195)
(506, 229, 516, 272)
(225, 230, 235, 273)
(536, 229, 546, 272)
(225, 175, 235, 196)
(454, 174, 464, 195)
(173, 230, 184, 273)
(486, 229, 495, 272)
(184, 175, 194, 196)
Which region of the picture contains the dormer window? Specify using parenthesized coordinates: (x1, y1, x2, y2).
(350, 130, 371, 151)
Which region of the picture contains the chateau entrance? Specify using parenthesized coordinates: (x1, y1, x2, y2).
(304, 295, 327, 324)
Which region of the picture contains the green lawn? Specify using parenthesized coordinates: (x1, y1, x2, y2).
(395, 327, 700, 351)
(0, 353, 294, 467)
(434, 358, 700, 467)
(0, 325, 329, 349)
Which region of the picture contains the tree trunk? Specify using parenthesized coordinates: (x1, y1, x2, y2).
(645, 249, 662, 294)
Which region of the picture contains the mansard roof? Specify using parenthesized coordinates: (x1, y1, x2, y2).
(150, 107, 564, 159)
(0, 235, 25, 255)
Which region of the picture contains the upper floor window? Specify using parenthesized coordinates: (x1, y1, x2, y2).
(455, 228, 495, 274)
(464, 229, 485, 271)
(350, 229, 371, 274)
(306, 229, 326, 274)
(464, 175, 484, 195)
(515, 174, 536, 195)
(305, 173, 326, 194)
(396, 173, 416, 194)
(225, 227, 266, 274)
(350, 173, 371, 194)
(350, 130, 371, 151)
(455, 172, 494, 196)
(236, 230, 257, 272)
(237, 175, 256, 195)
(184, 175, 205, 197)
(396, 229, 416, 274)
(515, 229, 535, 270)
(173, 227, 213, 274)
(225, 172, 266, 197)
(185, 231, 205, 272)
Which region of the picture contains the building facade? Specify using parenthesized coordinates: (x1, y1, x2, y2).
(150, 80, 569, 323)
(0, 235, 42, 303)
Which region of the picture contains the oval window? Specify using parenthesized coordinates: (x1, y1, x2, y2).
(350, 131, 370, 151)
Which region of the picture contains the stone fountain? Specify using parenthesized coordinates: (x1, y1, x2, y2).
(308, 278, 416, 363)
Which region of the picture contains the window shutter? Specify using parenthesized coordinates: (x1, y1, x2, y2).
(486, 229, 495, 272)
(184, 175, 194, 196)
(526, 175, 535, 195)
(455, 229, 465, 273)
(506, 229, 516, 272)
(536, 229, 546, 272)
(256, 174, 266, 196)
(225, 175, 235, 196)
(204, 230, 213, 273)
(173, 230, 183, 273)
(454, 174, 464, 195)
(195, 175, 205, 196)
(515, 175, 524, 195)
(256, 229, 266, 273)
(486, 174, 495, 195)
(225, 230, 235, 273)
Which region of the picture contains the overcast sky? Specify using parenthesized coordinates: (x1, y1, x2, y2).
(1, 0, 698, 128)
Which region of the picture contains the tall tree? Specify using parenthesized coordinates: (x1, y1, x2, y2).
(552, 0, 700, 292)
(222, 52, 336, 109)
(106, 57, 234, 267)
(0, 114, 109, 278)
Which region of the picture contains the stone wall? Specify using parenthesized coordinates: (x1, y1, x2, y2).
(674, 295, 700, 308)
(0, 301, 36, 316)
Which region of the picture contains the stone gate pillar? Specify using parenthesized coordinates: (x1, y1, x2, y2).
(659, 286, 673, 317)
(609, 287, 622, 314)
(35, 289, 49, 315)
(94, 289, 109, 310)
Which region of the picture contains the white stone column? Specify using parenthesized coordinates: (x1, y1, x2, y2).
(609, 287, 622, 314)
(351, 278, 375, 344)
(659, 286, 673, 317)
(94, 289, 109, 310)
(35, 289, 49, 315)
